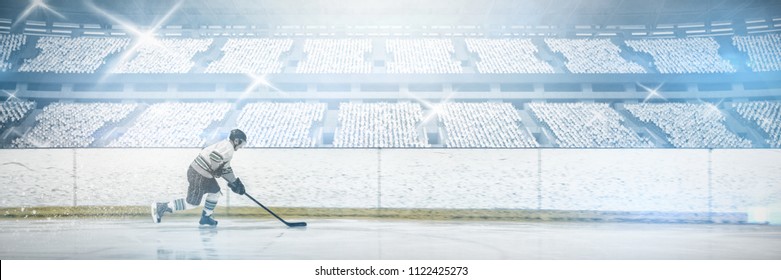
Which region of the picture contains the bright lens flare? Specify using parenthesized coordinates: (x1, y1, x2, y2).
(84, 0, 184, 77)
(2, 89, 20, 102)
(13, 0, 66, 28)
(405, 89, 456, 127)
(637, 82, 667, 103)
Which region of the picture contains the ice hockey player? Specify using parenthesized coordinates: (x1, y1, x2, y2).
(151, 129, 248, 226)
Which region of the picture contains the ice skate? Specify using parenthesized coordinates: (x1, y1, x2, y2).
(199, 210, 218, 226)
(151, 202, 172, 223)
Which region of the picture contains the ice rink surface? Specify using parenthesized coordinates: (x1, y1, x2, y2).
(0, 217, 779, 260)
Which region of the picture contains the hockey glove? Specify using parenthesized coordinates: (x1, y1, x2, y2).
(228, 178, 246, 195)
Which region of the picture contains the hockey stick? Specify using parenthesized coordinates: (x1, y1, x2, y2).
(245, 193, 307, 227)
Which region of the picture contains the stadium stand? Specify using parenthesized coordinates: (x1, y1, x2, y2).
(625, 37, 736, 74)
(12, 102, 136, 148)
(733, 101, 781, 148)
(334, 102, 428, 147)
(19, 37, 129, 73)
(732, 33, 781, 72)
(108, 102, 230, 148)
(465, 38, 554, 74)
(529, 102, 653, 148)
(438, 102, 538, 148)
(205, 38, 293, 73)
(625, 103, 752, 148)
(0, 34, 25, 72)
(236, 102, 326, 147)
(0, 30, 779, 149)
(0, 100, 35, 131)
(386, 39, 462, 73)
(297, 39, 372, 73)
(544, 38, 646, 73)
(113, 38, 213, 73)
(7, 34, 781, 75)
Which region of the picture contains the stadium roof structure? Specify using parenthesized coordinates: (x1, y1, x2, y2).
(1, 0, 779, 28)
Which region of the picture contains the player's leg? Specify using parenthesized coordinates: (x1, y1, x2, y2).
(151, 201, 172, 223)
(151, 166, 205, 223)
(199, 176, 222, 226)
(199, 192, 221, 226)
(151, 198, 197, 223)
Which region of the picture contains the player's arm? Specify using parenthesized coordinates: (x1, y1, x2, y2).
(219, 162, 236, 182)
(220, 162, 245, 195)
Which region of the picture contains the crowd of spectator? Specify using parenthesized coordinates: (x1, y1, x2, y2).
(0, 34, 25, 72)
(236, 102, 326, 147)
(334, 102, 428, 147)
(8, 34, 781, 75)
(386, 39, 462, 73)
(732, 33, 781, 72)
(113, 38, 212, 73)
(108, 102, 230, 147)
(0, 100, 35, 131)
(465, 38, 554, 74)
(206, 38, 293, 73)
(3, 99, 778, 148)
(297, 39, 372, 73)
(12, 102, 135, 148)
(529, 102, 653, 148)
(19, 37, 129, 73)
(625, 102, 752, 148)
(438, 102, 538, 148)
(625, 37, 736, 74)
(733, 101, 781, 148)
(544, 38, 646, 73)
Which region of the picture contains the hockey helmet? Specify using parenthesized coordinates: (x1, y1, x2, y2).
(229, 129, 247, 144)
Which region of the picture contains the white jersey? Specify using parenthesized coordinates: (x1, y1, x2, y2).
(191, 139, 236, 180)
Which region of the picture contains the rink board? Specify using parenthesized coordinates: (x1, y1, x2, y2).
(1, 148, 779, 220)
